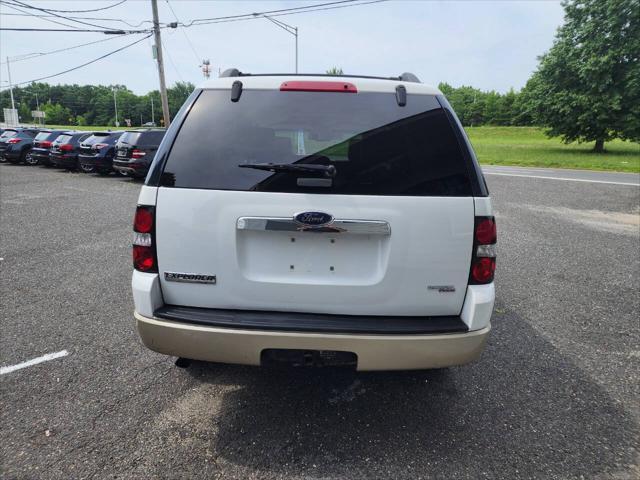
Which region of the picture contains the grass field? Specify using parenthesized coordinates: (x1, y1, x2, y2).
(46, 125, 114, 131)
(466, 127, 639, 173)
(42, 124, 639, 173)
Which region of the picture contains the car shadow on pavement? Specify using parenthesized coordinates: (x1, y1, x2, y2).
(165, 306, 637, 479)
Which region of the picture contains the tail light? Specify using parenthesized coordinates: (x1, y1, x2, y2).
(469, 216, 496, 284)
(93, 143, 109, 150)
(280, 81, 358, 93)
(133, 205, 157, 272)
(59, 144, 73, 151)
(39, 140, 52, 148)
(132, 149, 146, 159)
(7, 138, 21, 144)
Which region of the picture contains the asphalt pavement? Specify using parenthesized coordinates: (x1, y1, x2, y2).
(482, 165, 640, 186)
(1, 164, 638, 479)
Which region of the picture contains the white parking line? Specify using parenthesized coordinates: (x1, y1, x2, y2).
(484, 172, 639, 186)
(0, 350, 69, 375)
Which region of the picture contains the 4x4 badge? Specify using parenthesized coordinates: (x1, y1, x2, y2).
(165, 272, 216, 284)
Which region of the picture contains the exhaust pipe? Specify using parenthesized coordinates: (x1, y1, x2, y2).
(175, 357, 192, 368)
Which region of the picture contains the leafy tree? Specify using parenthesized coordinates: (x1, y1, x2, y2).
(523, 0, 640, 152)
(41, 102, 72, 124)
(326, 67, 344, 75)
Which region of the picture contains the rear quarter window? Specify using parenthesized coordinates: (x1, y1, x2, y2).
(140, 131, 165, 145)
(1, 130, 18, 139)
(161, 89, 473, 196)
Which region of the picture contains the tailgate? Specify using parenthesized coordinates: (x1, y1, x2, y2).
(155, 188, 473, 316)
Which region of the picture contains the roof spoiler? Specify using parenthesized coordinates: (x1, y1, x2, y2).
(220, 68, 244, 78)
(398, 72, 420, 83)
(219, 68, 421, 83)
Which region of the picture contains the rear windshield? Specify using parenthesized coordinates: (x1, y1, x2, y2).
(35, 131, 60, 141)
(35, 131, 51, 141)
(161, 89, 473, 196)
(83, 132, 120, 145)
(55, 134, 72, 144)
(119, 131, 164, 146)
(1, 130, 17, 139)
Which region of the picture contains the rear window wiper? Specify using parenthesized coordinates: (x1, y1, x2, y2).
(238, 162, 337, 178)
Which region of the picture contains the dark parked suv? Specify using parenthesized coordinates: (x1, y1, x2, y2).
(27, 129, 68, 166)
(49, 132, 92, 169)
(112, 128, 165, 178)
(0, 128, 39, 163)
(78, 131, 124, 174)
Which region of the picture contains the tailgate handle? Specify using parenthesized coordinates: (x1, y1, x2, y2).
(237, 217, 391, 235)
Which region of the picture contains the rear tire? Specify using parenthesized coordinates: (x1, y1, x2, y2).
(25, 152, 39, 166)
(79, 162, 95, 174)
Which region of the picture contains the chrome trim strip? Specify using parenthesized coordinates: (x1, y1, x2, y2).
(236, 217, 391, 235)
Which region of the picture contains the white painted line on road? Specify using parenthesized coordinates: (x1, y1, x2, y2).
(484, 172, 639, 186)
(0, 350, 69, 375)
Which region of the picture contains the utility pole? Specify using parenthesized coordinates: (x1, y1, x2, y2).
(150, 96, 155, 124)
(256, 15, 298, 73)
(113, 87, 119, 127)
(35, 92, 41, 127)
(151, 0, 171, 127)
(6, 56, 17, 125)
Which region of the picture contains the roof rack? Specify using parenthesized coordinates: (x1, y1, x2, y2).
(219, 69, 421, 83)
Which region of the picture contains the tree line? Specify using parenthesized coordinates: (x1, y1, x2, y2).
(1, 0, 637, 150)
(0, 78, 536, 128)
(0, 82, 194, 127)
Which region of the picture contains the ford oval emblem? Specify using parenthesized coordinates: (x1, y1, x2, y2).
(294, 211, 334, 227)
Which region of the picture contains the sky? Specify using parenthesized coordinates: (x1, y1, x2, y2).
(0, 0, 566, 95)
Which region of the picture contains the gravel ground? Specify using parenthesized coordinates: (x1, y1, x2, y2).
(1, 163, 638, 479)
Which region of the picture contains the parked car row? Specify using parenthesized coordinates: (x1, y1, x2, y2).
(0, 127, 166, 178)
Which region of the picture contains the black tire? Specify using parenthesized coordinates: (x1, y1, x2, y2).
(25, 152, 39, 166)
(79, 162, 96, 174)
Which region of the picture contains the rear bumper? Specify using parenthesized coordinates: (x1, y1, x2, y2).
(1, 148, 21, 161)
(113, 159, 149, 176)
(31, 151, 50, 163)
(79, 154, 111, 169)
(50, 154, 77, 168)
(132, 271, 494, 370)
(135, 311, 490, 371)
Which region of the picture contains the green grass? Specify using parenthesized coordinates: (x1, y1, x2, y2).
(45, 125, 113, 131)
(466, 126, 640, 173)
(43, 125, 640, 173)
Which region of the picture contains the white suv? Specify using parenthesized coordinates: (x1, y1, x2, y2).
(131, 70, 496, 371)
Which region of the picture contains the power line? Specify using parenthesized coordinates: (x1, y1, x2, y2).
(3, 0, 123, 31)
(0, 27, 134, 32)
(165, 0, 200, 64)
(180, 0, 386, 28)
(2, 2, 81, 30)
(0, 35, 132, 65)
(3, 33, 152, 87)
(18, 0, 127, 13)
(0, 11, 154, 28)
(161, 42, 185, 82)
